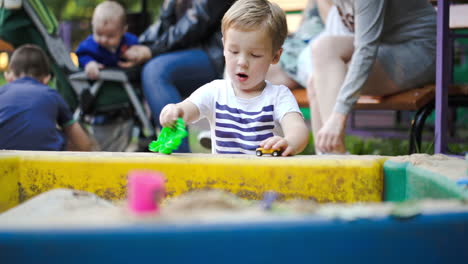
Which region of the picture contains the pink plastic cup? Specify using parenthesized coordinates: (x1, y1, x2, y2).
(127, 170, 166, 214)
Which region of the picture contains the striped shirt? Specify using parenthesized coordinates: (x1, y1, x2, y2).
(188, 79, 301, 154)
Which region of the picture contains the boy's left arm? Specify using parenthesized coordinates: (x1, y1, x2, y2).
(261, 112, 309, 156)
(64, 122, 95, 151)
(53, 90, 95, 151)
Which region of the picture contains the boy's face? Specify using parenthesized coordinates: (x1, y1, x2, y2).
(223, 27, 282, 97)
(93, 19, 125, 51)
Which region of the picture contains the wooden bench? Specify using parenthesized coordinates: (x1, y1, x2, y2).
(270, 0, 308, 13)
(293, 84, 468, 154)
(288, 2, 468, 154)
(270, 0, 308, 33)
(293, 86, 436, 110)
(0, 39, 13, 52)
(293, 85, 468, 111)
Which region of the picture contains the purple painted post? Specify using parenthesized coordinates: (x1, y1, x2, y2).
(435, 0, 450, 153)
(59, 21, 72, 51)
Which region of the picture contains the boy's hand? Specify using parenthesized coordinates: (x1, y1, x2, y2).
(85, 61, 103, 80)
(160, 104, 184, 128)
(260, 136, 295, 156)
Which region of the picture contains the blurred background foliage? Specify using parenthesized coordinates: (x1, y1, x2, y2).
(0, 1, 465, 155)
(48, 0, 164, 21)
(45, 0, 165, 49)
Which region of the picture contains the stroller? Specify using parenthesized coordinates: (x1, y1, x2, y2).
(0, 0, 155, 151)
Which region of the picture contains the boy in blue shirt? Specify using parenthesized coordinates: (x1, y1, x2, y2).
(75, 1, 138, 79)
(0, 44, 93, 151)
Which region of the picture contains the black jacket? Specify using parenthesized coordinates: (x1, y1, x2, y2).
(140, 0, 235, 78)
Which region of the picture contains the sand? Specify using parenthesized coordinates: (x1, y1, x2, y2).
(389, 153, 467, 181)
(1, 154, 466, 229)
(1, 188, 468, 229)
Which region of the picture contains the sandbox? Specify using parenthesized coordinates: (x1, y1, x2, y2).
(0, 150, 467, 263)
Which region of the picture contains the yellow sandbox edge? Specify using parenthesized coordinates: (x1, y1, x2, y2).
(0, 151, 387, 212)
(0, 156, 20, 212)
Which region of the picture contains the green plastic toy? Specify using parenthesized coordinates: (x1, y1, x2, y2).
(148, 118, 188, 154)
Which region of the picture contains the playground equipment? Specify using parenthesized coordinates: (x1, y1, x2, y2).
(0, 0, 154, 151)
(0, 151, 467, 264)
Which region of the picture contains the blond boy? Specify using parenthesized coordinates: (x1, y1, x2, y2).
(159, 0, 309, 156)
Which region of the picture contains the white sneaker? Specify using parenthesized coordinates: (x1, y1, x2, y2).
(198, 130, 212, 149)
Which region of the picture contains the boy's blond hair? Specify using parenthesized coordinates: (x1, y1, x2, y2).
(92, 1, 127, 28)
(221, 0, 288, 53)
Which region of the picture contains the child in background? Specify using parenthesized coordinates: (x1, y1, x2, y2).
(0, 44, 93, 151)
(75, 1, 138, 79)
(159, 0, 309, 156)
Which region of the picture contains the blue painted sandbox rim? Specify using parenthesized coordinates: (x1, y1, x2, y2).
(0, 210, 467, 235)
(1, 212, 468, 264)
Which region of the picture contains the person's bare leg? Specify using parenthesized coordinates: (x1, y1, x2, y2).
(311, 35, 354, 127)
(306, 75, 324, 153)
(361, 60, 400, 96)
(307, 35, 354, 153)
(310, 36, 399, 153)
(266, 63, 302, 89)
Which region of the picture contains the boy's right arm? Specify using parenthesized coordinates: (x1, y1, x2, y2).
(159, 100, 200, 128)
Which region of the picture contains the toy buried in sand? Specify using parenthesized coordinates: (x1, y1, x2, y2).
(256, 147, 282, 157)
(127, 170, 166, 215)
(148, 118, 188, 154)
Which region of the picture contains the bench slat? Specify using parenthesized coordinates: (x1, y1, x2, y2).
(446, 4, 468, 29)
(292, 84, 468, 111)
(270, 0, 308, 13)
(355, 86, 435, 111)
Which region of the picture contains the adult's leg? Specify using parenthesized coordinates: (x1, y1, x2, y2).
(308, 35, 354, 153)
(266, 64, 302, 90)
(311, 35, 354, 121)
(360, 41, 435, 96)
(142, 48, 218, 152)
(309, 36, 402, 153)
(360, 60, 400, 96)
(306, 75, 323, 150)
